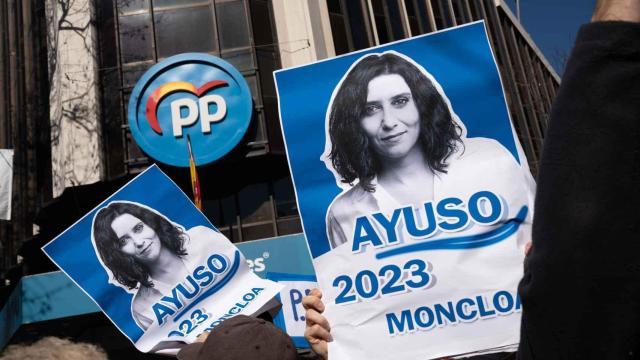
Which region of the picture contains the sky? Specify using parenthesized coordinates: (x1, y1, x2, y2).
(503, 0, 596, 75)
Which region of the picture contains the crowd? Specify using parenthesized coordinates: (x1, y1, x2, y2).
(1, 0, 638, 359)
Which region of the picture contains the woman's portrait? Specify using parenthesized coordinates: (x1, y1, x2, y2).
(92, 201, 218, 330)
(322, 51, 532, 249)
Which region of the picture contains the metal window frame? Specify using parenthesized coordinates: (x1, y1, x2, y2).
(328, 0, 377, 52)
(101, 0, 295, 241)
(112, 0, 274, 170)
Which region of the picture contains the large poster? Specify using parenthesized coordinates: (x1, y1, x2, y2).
(42, 165, 282, 353)
(274, 22, 535, 359)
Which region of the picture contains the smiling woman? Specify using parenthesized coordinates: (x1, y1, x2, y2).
(359, 74, 422, 162)
(323, 51, 530, 250)
(111, 213, 164, 264)
(92, 201, 218, 330)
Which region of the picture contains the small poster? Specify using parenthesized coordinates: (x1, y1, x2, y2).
(43, 165, 283, 353)
(274, 21, 535, 359)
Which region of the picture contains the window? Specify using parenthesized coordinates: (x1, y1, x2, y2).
(201, 171, 302, 243)
(327, 0, 351, 54)
(118, 13, 154, 63)
(451, 0, 470, 24)
(216, 0, 251, 51)
(370, 0, 407, 43)
(328, 0, 441, 53)
(96, 0, 298, 243)
(154, 6, 217, 57)
(404, 0, 433, 35)
(326, 0, 374, 55)
(430, 0, 454, 29)
(371, 0, 391, 43)
(99, 0, 283, 170)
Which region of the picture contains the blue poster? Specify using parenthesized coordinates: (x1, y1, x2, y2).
(42, 165, 282, 353)
(274, 22, 535, 359)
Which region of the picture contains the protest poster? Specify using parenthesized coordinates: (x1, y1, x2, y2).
(274, 21, 536, 359)
(42, 165, 283, 353)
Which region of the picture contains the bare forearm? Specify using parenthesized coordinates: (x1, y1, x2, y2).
(592, 0, 640, 22)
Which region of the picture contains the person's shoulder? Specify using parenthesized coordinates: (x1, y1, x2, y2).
(445, 137, 526, 183)
(452, 137, 520, 168)
(186, 225, 221, 240)
(326, 184, 375, 249)
(327, 184, 373, 219)
(132, 285, 158, 312)
(459, 137, 511, 158)
(445, 137, 534, 198)
(132, 287, 158, 330)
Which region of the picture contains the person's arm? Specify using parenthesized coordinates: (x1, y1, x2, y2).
(592, 0, 640, 21)
(518, 1, 640, 358)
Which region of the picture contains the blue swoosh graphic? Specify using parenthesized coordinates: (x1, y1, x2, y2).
(375, 206, 528, 260)
(173, 250, 241, 322)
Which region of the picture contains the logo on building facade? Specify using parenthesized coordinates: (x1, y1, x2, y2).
(128, 53, 252, 167)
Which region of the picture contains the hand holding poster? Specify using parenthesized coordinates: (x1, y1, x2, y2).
(43, 165, 283, 353)
(268, 273, 318, 348)
(274, 22, 535, 359)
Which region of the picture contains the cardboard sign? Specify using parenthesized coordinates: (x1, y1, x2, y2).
(274, 22, 535, 359)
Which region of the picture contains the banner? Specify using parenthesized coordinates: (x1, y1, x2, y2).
(42, 165, 282, 353)
(236, 234, 316, 279)
(0, 149, 13, 220)
(274, 22, 535, 359)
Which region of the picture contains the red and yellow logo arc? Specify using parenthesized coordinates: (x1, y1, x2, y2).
(145, 80, 228, 135)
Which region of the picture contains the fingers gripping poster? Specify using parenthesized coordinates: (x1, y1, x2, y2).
(274, 22, 535, 359)
(42, 165, 283, 353)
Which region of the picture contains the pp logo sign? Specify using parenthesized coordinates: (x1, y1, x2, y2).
(146, 80, 228, 137)
(128, 53, 252, 167)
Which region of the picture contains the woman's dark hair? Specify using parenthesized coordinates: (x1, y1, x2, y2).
(93, 202, 187, 289)
(328, 53, 462, 191)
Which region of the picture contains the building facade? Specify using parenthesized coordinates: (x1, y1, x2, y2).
(0, 0, 51, 274)
(0, 0, 558, 286)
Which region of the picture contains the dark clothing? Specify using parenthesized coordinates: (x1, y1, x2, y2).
(518, 21, 640, 359)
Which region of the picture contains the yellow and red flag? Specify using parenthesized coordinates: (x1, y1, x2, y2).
(186, 135, 202, 210)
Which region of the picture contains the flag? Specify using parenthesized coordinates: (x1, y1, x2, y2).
(186, 135, 202, 210)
